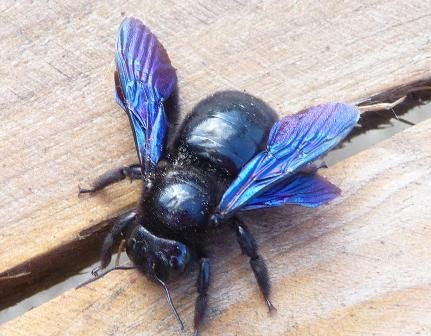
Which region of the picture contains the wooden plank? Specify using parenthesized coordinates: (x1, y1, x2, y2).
(1, 0, 431, 296)
(1, 113, 430, 335)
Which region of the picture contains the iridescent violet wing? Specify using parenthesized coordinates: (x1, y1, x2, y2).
(115, 17, 177, 175)
(240, 173, 340, 210)
(215, 103, 359, 218)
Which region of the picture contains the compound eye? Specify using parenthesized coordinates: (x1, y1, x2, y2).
(168, 243, 191, 273)
(169, 255, 180, 268)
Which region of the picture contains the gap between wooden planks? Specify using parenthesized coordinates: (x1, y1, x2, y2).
(0, 0, 431, 322)
(1, 112, 430, 336)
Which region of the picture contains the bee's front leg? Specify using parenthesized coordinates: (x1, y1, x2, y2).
(96, 210, 137, 273)
(79, 163, 142, 194)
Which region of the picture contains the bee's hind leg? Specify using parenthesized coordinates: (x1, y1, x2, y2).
(79, 164, 142, 194)
(193, 252, 211, 336)
(232, 217, 276, 312)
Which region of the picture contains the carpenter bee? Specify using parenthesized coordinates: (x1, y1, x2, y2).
(79, 17, 359, 335)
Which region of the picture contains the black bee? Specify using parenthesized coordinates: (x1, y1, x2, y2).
(79, 17, 359, 335)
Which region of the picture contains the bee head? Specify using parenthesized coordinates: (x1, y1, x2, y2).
(126, 225, 191, 283)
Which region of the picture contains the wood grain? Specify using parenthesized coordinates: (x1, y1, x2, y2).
(0, 0, 430, 316)
(1, 111, 430, 336)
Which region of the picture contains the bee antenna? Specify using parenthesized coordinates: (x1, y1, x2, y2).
(76, 265, 136, 289)
(155, 275, 185, 330)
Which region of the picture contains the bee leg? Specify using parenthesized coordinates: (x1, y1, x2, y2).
(232, 218, 276, 312)
(79, 164, 142, 194)
(193, 257, 210, 336)
(98, 211, 137, 272)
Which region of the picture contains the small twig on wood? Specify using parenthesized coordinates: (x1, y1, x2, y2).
(0, 271, 31, 281)
(356, 86, 431, 113)
(357, 96, 407, 113)
(115, 240, 126, 266)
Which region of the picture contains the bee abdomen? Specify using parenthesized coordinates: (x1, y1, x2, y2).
(176, 91, 277, 177)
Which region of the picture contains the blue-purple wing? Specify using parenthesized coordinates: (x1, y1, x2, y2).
(115, 17, 177, 175)
(216, 103, 359, 218)
(241, 173, 340, 210)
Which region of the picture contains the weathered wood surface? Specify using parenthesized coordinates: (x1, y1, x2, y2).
(2, 114, 430, 336)
(1, 0, 431, 288)
(0, 0, 431, 327)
